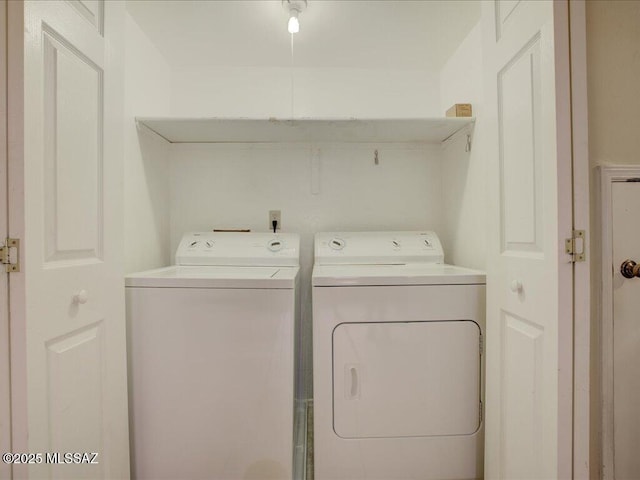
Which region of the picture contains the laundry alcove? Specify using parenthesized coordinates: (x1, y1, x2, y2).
(124, 2, 486, 479)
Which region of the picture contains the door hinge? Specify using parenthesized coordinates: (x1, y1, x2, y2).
(479, 333, 483, 356)
(565, 230, 586, 263)
(0, 238, 20, 272)
(479, 400, 483, 423)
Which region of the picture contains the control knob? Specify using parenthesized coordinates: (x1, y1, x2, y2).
(268, 239, 284, 252)
(329, 238, 346, 250)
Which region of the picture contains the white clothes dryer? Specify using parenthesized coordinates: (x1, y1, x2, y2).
(312, 231, 486, 480)
(126, 232, 300, 480)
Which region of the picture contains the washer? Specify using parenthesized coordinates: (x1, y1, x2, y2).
(126, 232, 300, 480)
(312, 231, 486, 480)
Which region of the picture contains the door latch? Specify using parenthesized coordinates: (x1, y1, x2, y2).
(0, 238, 20, 272)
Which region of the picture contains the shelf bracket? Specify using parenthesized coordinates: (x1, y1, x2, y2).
(135, 118, 172, 144)
(441, 122, 475, 151)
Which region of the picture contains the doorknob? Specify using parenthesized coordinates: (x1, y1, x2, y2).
(621, 260, 640, 279)
(73, 290, 89, 304)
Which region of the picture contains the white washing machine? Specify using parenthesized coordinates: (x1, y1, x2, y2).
(312, 231, 486, 480)
(126, 232, 300, 480)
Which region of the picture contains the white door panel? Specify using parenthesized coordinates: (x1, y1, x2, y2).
(495, 0, 522, 40)
(43, 27, 103, 263)
(612, 182, 640, 479)
(66, 0, 104, 34)
(482, 0, 572, 478)
(500, 313, 544, 477)
(499, 36, 543, 253)
(47, 323, 105, 480)
(9, 1, 129, 478)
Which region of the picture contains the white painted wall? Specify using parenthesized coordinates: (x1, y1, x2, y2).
(439, 22, 486, 270)
(123, 13, 172, 273)
(126, 1, 481, 72)
(170, 66, 441, 118)
(169, 142, 444, 396)
(169, 143, 443, 250)
(587, 2, 640, 168)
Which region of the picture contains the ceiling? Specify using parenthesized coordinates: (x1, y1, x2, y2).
(126, 0, 481, 70)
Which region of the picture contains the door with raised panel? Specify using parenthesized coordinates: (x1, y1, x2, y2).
(611, 182, 640, 479)
(9, 1, 129, 478)
(481, 1, 573, 478)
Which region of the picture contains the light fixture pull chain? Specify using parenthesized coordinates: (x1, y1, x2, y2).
(290, 33, 295, 119)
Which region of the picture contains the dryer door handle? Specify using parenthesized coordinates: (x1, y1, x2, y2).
(346, 365, 360, 399)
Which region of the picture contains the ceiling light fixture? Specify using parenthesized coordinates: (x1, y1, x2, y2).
(288, 11, 299, 34)
(283, 0, 307, 34)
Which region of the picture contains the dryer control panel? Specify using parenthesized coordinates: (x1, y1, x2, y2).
(315, 231, 444, 265)
(176, 232, 300, 266)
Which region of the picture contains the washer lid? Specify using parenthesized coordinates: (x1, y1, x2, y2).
(176, 232, 300, 266)
(125, 265, 298, 289)
(315, 231, 444, 265)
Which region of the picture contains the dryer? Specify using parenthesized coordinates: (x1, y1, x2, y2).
(126, 232, 300, 480)
(312, 231, 486, 480)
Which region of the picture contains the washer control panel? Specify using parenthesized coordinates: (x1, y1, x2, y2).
(315, 231, 444, 265)
(176, 232, 300, 266)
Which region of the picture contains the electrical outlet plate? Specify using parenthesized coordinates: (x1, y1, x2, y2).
(269, 210, 281, 232)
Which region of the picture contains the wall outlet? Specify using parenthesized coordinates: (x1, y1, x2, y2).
(269, 210, 281, 232)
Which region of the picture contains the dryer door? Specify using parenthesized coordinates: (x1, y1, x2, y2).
(333, 320, 481, 439)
